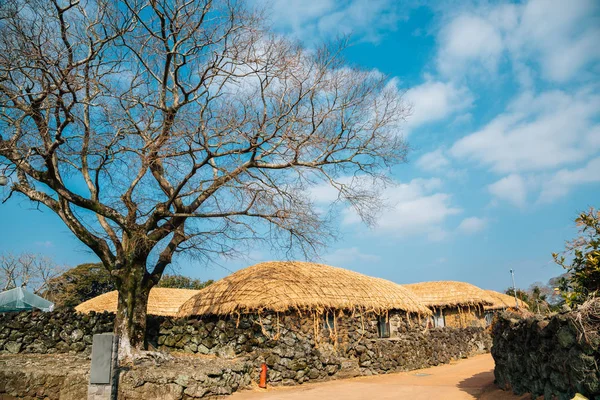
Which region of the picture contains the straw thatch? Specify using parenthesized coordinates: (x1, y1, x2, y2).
(484, 290, 530, 310)
(75, 288, 200, 317)
(403, 281, 495, 309)
(178, 261, 431, 317)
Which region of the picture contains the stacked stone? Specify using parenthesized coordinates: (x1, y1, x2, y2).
(151, 313, 491, 386)
(0, 310, 494, 398)
(149, 315, 260, 357)
(0, 353, 89, 399)
(0, 309, 114, 355)
(0, 352, 253, 400)
(344, 326, 490, 375)
(247, 343, 345, 385)
(492, 311, 600, 399)
(118, 357, 252, 400)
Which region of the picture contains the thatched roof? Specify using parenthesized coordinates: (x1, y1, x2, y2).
(484, 290, 529, 310)
(75, 288, 200, 317)
(178, 261, 431, 317)
(403, 281, 495, 308)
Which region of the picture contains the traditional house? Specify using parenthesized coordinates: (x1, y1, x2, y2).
(75, 287, 200, 317)
(483, 290, 529, 324)
(177, 261, 431, 340)
(403, 281, 496, 328)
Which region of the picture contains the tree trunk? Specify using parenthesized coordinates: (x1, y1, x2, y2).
(114, 261, 151, 362)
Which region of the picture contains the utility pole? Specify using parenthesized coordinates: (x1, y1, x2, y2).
(510, 269, 519, 309)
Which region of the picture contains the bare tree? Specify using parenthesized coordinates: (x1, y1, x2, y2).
(0, 252, 64, 293)
(0, 0, 409, 360)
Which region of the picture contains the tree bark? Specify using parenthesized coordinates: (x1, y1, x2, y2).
(113, 261, 151, 362)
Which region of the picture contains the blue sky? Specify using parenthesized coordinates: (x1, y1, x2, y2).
(1, 0, 599, 292)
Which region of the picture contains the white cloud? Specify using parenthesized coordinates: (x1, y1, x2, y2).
(512, 0, 600, 82)
(341, 178, 462, 239)
(457, 217, 487, 234)
(308, 175, 383, 206)
(309, 181, 343, 204)
(416, 148, 450, 172)
(404, 79, 473, 130)
(488, 174, 528, 207)
(450, 89, 600, 174)
(538, 157, 600, 202)
(415, 148, 468, 180)
(437, 14, 504, 77)
(310, 176, 462, 239)
(255, 0, 408, 44)
(323, 247, 381, 267)
(436, 0, 600, 83)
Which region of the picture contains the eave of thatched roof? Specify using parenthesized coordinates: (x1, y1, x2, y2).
(75, 288, 200, 317)
(403, 281, 495, 308)
(178, 261, 431, 317)
(484, 290, 529, 310)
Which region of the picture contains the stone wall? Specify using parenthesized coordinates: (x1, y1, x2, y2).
(150, 311, 491, 385)
(0, 353, 252, 400)
(0, 309, 491, 399)
(0, 309, 114, 355)
(492, 309, 600, 399)
(118, 356, 253, 400)
(0, 353, 89, 399)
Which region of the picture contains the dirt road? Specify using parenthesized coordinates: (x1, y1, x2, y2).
(230, 354, 527, 400)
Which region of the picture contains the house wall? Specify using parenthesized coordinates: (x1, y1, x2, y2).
(147, 310, 491, 380)
(442, 306, 487, 328)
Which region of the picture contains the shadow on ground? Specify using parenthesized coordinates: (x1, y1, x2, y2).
(457, 370, 495, 397)
(459, 370, 531, 400)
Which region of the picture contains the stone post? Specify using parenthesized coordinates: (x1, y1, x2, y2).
(88, 333, 119, 400)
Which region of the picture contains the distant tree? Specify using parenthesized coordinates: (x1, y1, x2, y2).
(503, 279, 565, 314)
(527, 284, 550, 314)
(553, 207, 600, 306)
(45, 264, 211, 307)
(0, 252, 64, 293)
(44, 263, 115, 308)
(157, 275, 213, 290)
(505, 287, 530, 308)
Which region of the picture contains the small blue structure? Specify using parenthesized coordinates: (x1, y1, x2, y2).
(0, 286, 54, 313)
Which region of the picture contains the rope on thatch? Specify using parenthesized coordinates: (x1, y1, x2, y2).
(74, 288, 200, 317)
(404, 281, 496, 308)
(177, 261, 431, 317)
(484, 290, 530, 310)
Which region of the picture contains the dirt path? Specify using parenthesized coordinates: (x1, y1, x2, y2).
(230, 354, 528, 400)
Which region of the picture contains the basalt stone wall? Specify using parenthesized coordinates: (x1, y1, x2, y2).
(492, 310, 600, 399)
(0, 309, 114, 355)
(1, 309, 491, 392)
(118, 356, 253, 400)
(247, 325, 491, 385)
(0, 354, 89, 400)
(0, 353, 253, 400)
(152, 311, 492, 386)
